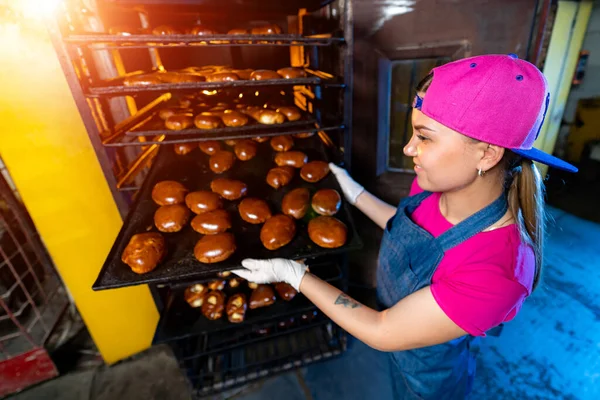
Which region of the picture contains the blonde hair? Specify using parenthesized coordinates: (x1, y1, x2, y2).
(416, 73, 545, 291)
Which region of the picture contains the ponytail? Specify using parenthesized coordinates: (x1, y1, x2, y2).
(504, 152, 545, 291)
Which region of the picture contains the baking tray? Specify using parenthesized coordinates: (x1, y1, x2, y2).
(88, 77, 324, 97)
(93, 134, 362, 290)
(125, 114, 317, 137)
(153, 261, 342, 343)
(65, 34, 344, 48)
(104, 124, 344, 147)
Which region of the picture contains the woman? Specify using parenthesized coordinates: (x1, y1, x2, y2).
(233, 54, 577, 399)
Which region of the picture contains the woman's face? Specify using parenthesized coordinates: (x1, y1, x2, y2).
(404, 96, 483, 193)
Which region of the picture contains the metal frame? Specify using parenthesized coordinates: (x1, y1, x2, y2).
(376, 41, 470, 175)
(0, 164, 69, 396)
(49, 0, 352, 218)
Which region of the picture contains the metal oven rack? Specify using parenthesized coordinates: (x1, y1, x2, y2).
(49, 0, 354, 396)
(49, 0, 354, 217)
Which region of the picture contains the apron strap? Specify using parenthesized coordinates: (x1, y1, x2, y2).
(401, 190, 434, 214)
(436, 194, 508, 252)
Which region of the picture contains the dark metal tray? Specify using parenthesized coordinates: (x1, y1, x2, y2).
(93, 134, 361, 290)
(65, 34, 344, 49)
(154, 261, 342, 342)
(88, 77, 324, 97)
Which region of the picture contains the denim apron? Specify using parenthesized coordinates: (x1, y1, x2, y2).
(376, 191, 508, 399)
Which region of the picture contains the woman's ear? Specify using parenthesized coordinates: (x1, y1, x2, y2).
(478, 144, 505, 172)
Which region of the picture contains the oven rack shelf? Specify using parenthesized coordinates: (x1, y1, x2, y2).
(87, 77, 344, 97)
(65, 33, 345, 49)
(103, 124, 345, 147)
(154, 262, 342, 343)
(180, 321, 346, 397)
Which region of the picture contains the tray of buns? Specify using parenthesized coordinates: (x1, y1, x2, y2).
(66, 34, 343, 48)
(93, 133, 361, 290)
(154, 260, 342, 342)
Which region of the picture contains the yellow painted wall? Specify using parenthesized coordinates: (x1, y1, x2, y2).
(0, 10, 158, 363)
(536, 1, 593, 176)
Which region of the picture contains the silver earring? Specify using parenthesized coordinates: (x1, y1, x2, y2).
(478, 168, 485, 177)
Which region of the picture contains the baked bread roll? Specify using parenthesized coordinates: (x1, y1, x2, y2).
(152, 181, 188, 206)
(228, 28, 248, 35)
(208, 279, 226, 291)
(281, 187, 310, 219)
(228, 277, 244, 288)
(277, 67, 307, 79)
(174, 143, 196, 155)
(250, 69, 281, 80)
(194, 232, 236, 263)
(201, 291, 225, 320)
(274, 151, 307, 168)
(184, 283, 207, 308)
(160, 72, 205, 83)
(121, 232, 165, 274)
(222, 111, 249, 127)
(257, 109, 285, 125)
(198, 140, 221, 155)
(260, 214, 295, 250)
(238, 198, 271, 224)
(274, 282, 298, 301)
(308, 216, 347, 248)
(123, 73, 162, 87)
(300, 161, 330, 183)
(210, 178, 248, 200)
(312, 189, 341, 216)
(185, 191, 223, 215)
(234, 140, 258, 161)
(188, 26, 218, 35)
(294, 132, 315, 139)
(226, 293, 248, 323)
(152, 25, 180, 35)
(266, 166, 295, 189)
(270, 135, 294, 152)
(253, 136, 269, 143)
(191, 209, 231, 235)
(209, 151, 235, 174)
(251, 24, 282, 35)
(249, 285, 276, 309)
(165, 114, 194, 130)
(206, 72, 239, 82)
(154, 204, 191, 232)
(276, 106, 302, 122)
(242, 106, 262, 120)
(232, 69, 253, 80)
(194, 114, 222, 130)
(159, 107, 192, 120)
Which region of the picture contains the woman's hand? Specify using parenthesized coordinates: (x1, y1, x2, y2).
(329, 163, 365, 205)
(232, 258, 308, 291)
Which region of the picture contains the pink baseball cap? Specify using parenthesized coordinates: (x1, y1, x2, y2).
(413, 54, 577, 173)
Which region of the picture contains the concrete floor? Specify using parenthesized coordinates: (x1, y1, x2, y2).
(8, 205, 600, 400)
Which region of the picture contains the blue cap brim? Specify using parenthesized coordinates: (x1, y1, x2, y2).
(512, 147, 578, 173)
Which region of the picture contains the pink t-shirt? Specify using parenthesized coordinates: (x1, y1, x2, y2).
(408, 179, 535, 336)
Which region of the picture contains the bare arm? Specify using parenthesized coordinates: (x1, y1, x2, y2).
(299, 273, 467, 352)
(354, 191, 397, 230)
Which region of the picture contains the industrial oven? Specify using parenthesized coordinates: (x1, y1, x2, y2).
(48, 0, 357, 396)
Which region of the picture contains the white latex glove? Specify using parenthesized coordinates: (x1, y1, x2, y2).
(232, 259, 308, 291)
(329, 163, 364, 205)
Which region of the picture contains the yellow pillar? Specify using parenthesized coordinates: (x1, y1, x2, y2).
(0, 7, 158, 363)
(536, 1, 593, 176)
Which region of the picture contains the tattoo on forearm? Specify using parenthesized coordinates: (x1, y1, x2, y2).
(334, 294, 362, 309)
